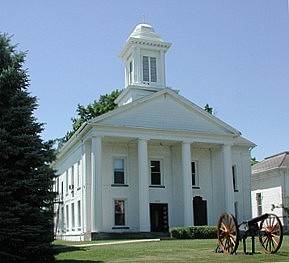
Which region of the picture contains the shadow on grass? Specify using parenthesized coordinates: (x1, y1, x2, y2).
(54, 245, 104, 263)
(57, 261, 103, 263)
(54, 244, 86, 254)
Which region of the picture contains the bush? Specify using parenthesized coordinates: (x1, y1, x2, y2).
(170, 226, 217, 239)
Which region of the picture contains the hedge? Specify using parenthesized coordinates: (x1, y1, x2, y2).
(170, 226, 217, 239)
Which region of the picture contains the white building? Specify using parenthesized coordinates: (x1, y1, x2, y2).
(53, 24, 255, 241)
(251, 151, 289, 230)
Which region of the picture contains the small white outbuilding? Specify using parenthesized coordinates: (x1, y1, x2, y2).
(53, 23, 255, 241)
(251, 151, 289, 231)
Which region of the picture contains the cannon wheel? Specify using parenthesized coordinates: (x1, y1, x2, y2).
(259, 213, 283, 254)
(217, 213, 240, 254)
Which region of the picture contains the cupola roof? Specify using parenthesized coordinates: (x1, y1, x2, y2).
(119, 23, 171, 60)
(129, 23, 164, 42)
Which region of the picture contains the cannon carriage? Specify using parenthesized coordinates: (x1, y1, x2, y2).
(217, 213, 283, 254)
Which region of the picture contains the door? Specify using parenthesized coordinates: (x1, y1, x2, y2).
(150, 203, 169, 232)
(193, 196, 208, 226)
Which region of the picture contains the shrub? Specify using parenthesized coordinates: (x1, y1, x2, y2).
(170, 227, 191, 239)
(170, 226, 217, 239)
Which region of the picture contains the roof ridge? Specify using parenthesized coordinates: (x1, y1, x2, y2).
(264, 151, 289, 160)
(279, 152, 289, 167)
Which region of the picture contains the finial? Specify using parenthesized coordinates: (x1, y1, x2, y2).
(142, 13, 146, 24)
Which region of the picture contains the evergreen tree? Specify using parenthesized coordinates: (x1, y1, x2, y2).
(0, 34, 55, 262)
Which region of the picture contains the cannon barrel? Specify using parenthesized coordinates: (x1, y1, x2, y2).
(247, 213, 269, 227)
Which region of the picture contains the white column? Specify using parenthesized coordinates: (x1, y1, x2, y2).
(223, 144, 235, 214)
(124, 65, 128, 87)
(160, 50, 166, 87)
(134, 47, 141, 84)
(182, 142, 193, 226)
(138, 138, 150, 232)
(91, 136, 102, 232)
(82, 141, 90, 234)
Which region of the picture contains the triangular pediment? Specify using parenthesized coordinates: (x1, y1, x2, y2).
(93, 90, 239, 135)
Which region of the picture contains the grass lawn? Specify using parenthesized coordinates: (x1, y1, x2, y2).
(55, 236, 289, 263)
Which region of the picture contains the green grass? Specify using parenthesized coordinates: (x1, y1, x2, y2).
(55, 236, 289, 263)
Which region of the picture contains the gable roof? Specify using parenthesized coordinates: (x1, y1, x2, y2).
(89, 88, 241, 136)
(55, 88, 254, 161)
(252, 151, 289, 174)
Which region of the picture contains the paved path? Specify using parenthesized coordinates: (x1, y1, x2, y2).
(72, 238, 161, 247)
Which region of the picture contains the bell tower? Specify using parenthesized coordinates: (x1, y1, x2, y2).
(116, 24, 171, 106)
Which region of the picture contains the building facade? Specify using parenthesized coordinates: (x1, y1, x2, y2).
(251, 152, 289, 231)
(53, 24, 255, 241)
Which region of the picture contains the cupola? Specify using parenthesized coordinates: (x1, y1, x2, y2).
(116, 24, 171, 106)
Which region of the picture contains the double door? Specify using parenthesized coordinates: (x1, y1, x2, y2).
(150, 203, 169, 232)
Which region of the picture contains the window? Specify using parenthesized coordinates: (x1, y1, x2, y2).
(71, 203, 75, 230)
(113, 158, 125, 184)
(142, 56, 149, 82)
(150, 160, 161, 185)
(150, 57, 157, 82)
(56, 177, 59, 194)
(256, 193, 262, 216)
(71, 166, 74, 188)
(60, 207, 64, 232)
(77, 161, 81, 188)
(77, 200, 81, 228)
(232, 165, 237, 191)
(66, 205, 69, 230)
(191, 162, 199, 187)
(129, 61, 133, 84)
(114, 200, 125, 226)
(142, 56, 157, 83)
(65, 171, 68, 194)
(61, 181, 64, 199)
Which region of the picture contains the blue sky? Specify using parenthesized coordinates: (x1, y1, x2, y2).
(1, 1, 289, 160)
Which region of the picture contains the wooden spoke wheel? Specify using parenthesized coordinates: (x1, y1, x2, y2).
(259, 213, 283, 254)
(217, 213, 239, 254)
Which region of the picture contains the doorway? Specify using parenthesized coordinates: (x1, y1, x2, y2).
(193, 196, 208, 226)
(150, 203, 169, 232)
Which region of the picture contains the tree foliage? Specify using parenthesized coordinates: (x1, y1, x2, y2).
(251, 157, 259, 166)
(0, 34, 55, 262)
(204, 103, 213, 114)
(60, 89, 121, 145)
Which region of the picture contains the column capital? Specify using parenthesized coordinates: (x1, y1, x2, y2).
(91, 135, 103, 139)
(138, 137, 150, 142)
(82, 138, 91, 145)
(223, 142, 233, 147)
(182, 140, 192, 145)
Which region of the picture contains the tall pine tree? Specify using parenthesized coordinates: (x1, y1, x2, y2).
(0, 34, 55, 262)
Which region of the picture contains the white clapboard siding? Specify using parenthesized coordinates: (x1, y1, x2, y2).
(100, 94, 230, 135)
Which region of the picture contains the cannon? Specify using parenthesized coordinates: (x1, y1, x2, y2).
(217, 213, 283, 254)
